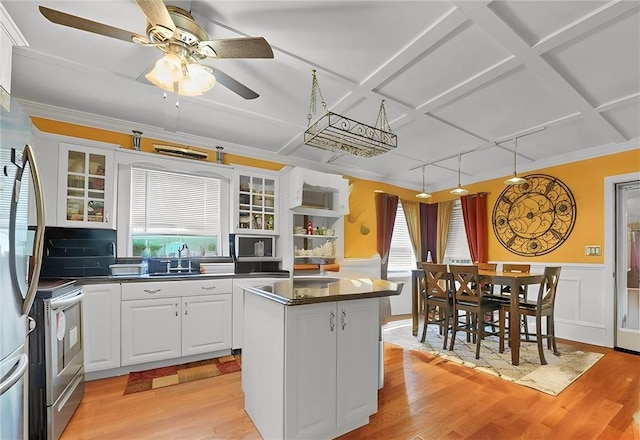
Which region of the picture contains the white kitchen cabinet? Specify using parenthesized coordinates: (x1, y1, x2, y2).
(182, 294, 232, 356)
(57, 142, 116, 228)
(0, 3, 28, 110)
(121, 297, 182, 366)
(286, 167, 349, 216)
(121, 278, 233, 366)
(233, 169, 278, 234)
(82, 283, 121, 372)
(243, 294, 379, 439)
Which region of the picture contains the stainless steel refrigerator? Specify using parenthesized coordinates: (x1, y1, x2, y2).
(0, 98, 45, 439)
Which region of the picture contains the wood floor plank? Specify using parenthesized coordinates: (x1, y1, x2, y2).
(60, 339, 639, 440)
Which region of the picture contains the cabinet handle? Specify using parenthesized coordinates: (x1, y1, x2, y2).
(201, 286, 216, 290)
(175, 303, 179, 317)
(104, 209, 109, 223)
(330, 310, 335, 332)
(341, 309, 347, 330)
(144, 288, 161, 294)
(184, 301, 188, 315)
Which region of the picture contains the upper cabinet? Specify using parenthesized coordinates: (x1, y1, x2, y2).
(58, 142, 116, 229)
(233, 169, 278, 234)
(0, 4, 28, 110)
(287, 167, 349, 217)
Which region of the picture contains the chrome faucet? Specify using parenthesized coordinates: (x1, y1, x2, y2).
(177, 244, 188, 269)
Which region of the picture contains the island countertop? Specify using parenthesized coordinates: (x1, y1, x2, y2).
(242, 273, 400, 305)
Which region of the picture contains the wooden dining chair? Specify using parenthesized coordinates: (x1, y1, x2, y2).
(498, 266, 562, 365)
(500, 263, 532, 336)
(420, 263, 453, 349)
(449, 265, 503, 359)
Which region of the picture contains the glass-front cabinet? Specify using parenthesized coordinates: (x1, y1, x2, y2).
(234, 171, 278, 234)
(58, 143, 115, 228)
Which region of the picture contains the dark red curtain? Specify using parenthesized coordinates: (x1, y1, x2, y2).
(376, 192, 398, 279)
(460, 193, 488, 263)
(419, 202, 438, 263)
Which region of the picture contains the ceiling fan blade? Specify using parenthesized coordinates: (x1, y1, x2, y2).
(39, 6, 148, 44)
(200, 37, 274, 59)
(135, 0, 178, 39)
(210, 67, 259, 99)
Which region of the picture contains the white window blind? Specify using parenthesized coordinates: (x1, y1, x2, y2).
(444, 199, 472, 263)
(388, 201, 417, 271)
(131, 167, 221, 236)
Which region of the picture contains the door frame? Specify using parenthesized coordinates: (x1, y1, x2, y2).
(604, 171, 640, 348)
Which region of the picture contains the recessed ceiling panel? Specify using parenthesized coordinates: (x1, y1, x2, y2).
(431, 66, 577, 141)
(542, 10, 640, 107)
(377, 23, 513, 108)
(601, 100, 640, 141)
(489, 1, 608, 46)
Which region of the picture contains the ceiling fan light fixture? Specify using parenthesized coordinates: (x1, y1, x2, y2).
(145, 52, 183, 90)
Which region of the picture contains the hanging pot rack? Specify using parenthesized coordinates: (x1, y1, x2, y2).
(303, 70, 397, 157)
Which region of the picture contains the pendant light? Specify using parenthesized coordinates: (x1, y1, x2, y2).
(450, 154, 468, 196)
(504, 136, 527, 185)
(416, 165, 432, 199)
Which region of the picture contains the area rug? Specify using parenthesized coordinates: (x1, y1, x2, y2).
(383, 319, 603, 396)
(123, 354, 241, 395)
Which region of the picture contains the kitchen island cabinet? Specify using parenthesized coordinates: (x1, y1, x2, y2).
(242, 275, 398, 439)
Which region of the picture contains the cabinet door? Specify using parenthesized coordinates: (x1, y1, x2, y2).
(58, 143, 115, 228)
(336, 298, 379, 431)
(82, 283, 121, 372)
(121, 298, 181, 366)
(285, 302, 337, 440)
(182, 294, 232, 356)
(235, 172, 278, 234)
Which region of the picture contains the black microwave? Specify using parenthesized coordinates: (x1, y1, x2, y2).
(230, 234, 277, 260)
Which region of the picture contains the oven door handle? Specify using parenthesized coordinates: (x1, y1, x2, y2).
(50, 291, 85, 310)
(0, 353, 28, 396)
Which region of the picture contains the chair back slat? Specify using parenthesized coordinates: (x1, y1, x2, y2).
(503, 264, 531, 274)
(477, 262, 497, 271)
(537, 266, 562, 308)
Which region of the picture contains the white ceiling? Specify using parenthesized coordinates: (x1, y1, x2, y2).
(3, 1, 639, 193)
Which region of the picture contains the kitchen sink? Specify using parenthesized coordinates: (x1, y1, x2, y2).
(148, 271, 200, 277)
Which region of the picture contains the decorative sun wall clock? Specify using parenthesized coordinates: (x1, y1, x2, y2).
(492, 174, 577, 256)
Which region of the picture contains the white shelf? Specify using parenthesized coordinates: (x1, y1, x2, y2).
(293, 234, 338, 239)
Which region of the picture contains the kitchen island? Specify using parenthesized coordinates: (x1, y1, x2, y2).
(242, 274, 399, 440)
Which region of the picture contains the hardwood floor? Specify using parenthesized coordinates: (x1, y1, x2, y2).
(61, 339, 639, 439)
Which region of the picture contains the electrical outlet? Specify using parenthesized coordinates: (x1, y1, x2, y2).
(585, 245, 601, 256)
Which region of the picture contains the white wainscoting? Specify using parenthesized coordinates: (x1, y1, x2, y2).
(499, 262, 609, 347)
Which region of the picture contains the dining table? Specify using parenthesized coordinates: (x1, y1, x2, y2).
(411, 268, 545, 366)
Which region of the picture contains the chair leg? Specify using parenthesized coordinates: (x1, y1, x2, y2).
(498, 307, 505, 353)
(536, 314, 547, 365)
(420, 304, 429, 343)
(441, 307, 449, 350)
(449, 307, 458, 351)
(474, 312, 481, 359)
(548, 315, 559, 355)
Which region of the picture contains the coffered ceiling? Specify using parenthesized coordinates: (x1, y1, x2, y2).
(3, 1, 639, 193)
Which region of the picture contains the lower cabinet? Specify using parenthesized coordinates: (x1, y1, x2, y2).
(232, 277, 282, 350)
(120, 278, 233, 367)
(243, 294, 379, 440)
(82, 283, 121, 372)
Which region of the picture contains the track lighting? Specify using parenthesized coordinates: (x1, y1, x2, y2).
(450, 154, 468, 196)
(416, 165, 432, 199)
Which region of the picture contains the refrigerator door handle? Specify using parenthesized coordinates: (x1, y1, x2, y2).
(0, 353, 28, 396)
(14, 144, 45, 315)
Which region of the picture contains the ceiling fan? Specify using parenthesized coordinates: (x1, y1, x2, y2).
(39, 0, 274, 98)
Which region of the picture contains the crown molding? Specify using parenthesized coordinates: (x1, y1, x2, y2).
(0, 4, 28, 46)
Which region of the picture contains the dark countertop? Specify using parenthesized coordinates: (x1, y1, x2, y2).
(49, 271, 290, 285)
(242, 273, 400, 305)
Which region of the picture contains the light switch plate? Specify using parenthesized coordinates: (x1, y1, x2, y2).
(585, 245, 601, 256)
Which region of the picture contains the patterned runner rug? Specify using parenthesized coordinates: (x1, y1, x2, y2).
(383, 319, 603, 396)
(123, 354, 241, 395)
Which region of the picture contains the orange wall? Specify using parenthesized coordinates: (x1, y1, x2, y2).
(32, 117, 639, 264)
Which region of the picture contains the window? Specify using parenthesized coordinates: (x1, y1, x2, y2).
(444, 199, 472, 263)
(129, 167, 222, 257)
(387, 201, 417, 272)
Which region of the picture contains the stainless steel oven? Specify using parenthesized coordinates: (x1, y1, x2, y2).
(29, 280, 85, 440)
